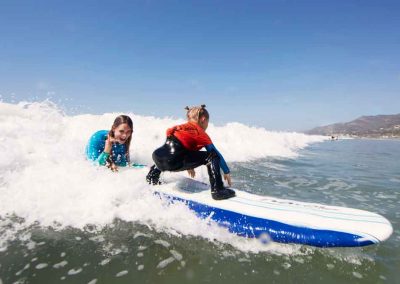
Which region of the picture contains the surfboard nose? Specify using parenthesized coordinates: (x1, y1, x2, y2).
(370, 216, 393, 243)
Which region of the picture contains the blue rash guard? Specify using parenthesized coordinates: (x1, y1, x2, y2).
(85, 130, 128, 166)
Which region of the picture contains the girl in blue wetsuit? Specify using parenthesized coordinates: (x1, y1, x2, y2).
(86, 115, 133, 171)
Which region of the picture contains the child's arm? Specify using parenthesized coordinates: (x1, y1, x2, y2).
(94, 134, 114, 167)
(95, 152, 119, 171)
(205, 144, 230, 174)
(95, 152, 110, 166)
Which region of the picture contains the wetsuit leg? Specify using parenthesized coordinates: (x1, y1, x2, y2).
(205, 152, 224, 190)
(147, 144, 174, 185)
(147, 139, 186, 185)
(205, 152, 236, 200)
(183, 151, 235, 200)
(146, 164, 162, 185)
(179, 151, 209, 171)
(152, 143, 180, 171)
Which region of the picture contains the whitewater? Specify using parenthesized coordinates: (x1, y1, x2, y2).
(0, 100, 326, 250)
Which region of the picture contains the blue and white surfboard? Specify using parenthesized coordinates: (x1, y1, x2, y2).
(155, 178, 393, 247)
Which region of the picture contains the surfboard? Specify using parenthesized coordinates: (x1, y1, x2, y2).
(155, 178, 393, 247)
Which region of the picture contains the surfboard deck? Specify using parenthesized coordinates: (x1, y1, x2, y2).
(155, 178, 393, 247)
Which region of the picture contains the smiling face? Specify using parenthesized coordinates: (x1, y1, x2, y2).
(112, 123, 132, 144)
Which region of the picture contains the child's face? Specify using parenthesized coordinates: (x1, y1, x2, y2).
(113, 123, 132, 144)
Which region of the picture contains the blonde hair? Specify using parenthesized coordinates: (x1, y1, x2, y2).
(185, 104, 209, 123)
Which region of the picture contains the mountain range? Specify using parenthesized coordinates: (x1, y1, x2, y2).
(307, 114, 400, 138)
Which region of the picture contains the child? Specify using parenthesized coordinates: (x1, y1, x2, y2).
(146, 105, 235, 200)
(86, 115, 133, 172)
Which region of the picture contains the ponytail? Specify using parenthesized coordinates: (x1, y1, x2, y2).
(185, 105, 209, 123)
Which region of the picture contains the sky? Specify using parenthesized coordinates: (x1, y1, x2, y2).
(0, 0, 399, 131)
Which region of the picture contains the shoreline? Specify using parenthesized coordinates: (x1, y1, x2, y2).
(333, 136, 400, 141)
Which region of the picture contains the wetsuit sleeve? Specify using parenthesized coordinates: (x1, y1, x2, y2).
(86, 130, 107, 161)
(205, 144, 230, 174)
(95, 152, 110, 166)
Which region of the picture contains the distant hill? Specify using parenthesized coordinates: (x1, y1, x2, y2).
(307, 114, 400, 138)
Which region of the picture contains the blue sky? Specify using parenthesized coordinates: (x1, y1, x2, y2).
(0, 0, 399, 131)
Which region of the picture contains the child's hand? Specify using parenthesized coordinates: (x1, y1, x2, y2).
(224, 174, 232, 187)
(187, 169, 196, 178)
(109, 163, 119, 172)
(104, 134, 116, 153)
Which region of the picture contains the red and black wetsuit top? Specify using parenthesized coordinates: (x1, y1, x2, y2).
(165, 121, 230, 174)
(166, 122, 212, 151)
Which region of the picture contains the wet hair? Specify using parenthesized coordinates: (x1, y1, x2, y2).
(108, 115, 133, 164)
(185, 104, 209, 123)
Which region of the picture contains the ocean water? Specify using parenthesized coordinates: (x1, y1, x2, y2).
(0, 101, 399, 283)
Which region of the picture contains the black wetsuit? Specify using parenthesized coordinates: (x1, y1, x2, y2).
(146, 136, 234, 200)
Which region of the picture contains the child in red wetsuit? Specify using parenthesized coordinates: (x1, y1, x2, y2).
(146, 105, 235, 200)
